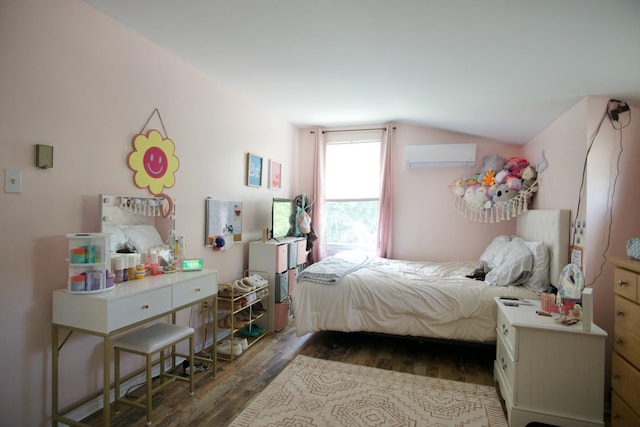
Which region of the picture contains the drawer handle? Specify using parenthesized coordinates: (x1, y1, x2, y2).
(615, 337, 623, 346)
(617, 279, 627, 287)
(613, 373, 620, 380)
(615, 310, 624, 317)
(502, 324, 509, 336)
(142, 304, 150, 309)
(195, 287, 201, 292)
(501, 357, 507, 371)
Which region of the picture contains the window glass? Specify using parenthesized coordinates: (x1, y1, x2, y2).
(324, 138, 380, 255)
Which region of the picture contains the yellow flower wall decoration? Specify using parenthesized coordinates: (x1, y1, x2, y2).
(128, 129, 180, 195)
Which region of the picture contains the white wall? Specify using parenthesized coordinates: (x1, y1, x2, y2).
(0, 0, 297, 425)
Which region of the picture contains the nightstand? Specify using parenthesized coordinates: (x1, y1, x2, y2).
(493, 297, 607, 427)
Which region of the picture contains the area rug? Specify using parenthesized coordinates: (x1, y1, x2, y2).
(229, 355, 507, 427)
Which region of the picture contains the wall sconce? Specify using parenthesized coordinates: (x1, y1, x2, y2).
(35, 144, 54, 169)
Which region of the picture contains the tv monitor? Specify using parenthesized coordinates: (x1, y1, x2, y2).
(272, 198, 294, 238)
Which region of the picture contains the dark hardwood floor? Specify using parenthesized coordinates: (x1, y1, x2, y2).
(82, 324, 608, 426)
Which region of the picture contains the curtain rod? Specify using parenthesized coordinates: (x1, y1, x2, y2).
(310, 127, 395, 134)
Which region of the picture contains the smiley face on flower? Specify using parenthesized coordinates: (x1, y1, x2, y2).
(128, 130, 179, 195)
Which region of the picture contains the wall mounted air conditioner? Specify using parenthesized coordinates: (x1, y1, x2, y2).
(404, 143, 476, 168)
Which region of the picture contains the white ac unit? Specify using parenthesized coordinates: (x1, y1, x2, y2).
(404, 143, 476, 168)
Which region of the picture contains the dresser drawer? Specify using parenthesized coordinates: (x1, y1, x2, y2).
(612, 352, 640, 411)
(614, 296, 640, 368)
(614, 267, 638, 302)
(496, 308, 516, 359)
(173, 274, 217, 309)
(612, 390, 640, 427)
(496, 333, 515, 394)
(108, 287, 172, 331)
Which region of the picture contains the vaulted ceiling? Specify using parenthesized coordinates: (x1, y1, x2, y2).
(85, 0, 640, 143)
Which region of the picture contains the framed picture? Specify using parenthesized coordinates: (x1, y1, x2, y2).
(246, 153, 263, 187)
(269, 160, 282, 189)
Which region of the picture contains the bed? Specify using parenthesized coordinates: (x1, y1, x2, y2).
(291, 209, 570, 343)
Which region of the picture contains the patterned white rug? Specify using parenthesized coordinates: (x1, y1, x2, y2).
(229, 354, 507, 427)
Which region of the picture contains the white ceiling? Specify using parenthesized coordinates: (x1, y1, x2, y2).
(84, 0, 640, 143)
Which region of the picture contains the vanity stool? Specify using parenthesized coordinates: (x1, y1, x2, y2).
(113, 323, 195, 425)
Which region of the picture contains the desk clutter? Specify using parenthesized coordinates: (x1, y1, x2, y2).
(66, 233, 113, 293)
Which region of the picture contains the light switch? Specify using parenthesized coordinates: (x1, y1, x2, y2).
(5, 169, 22, 193)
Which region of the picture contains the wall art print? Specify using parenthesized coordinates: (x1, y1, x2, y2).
(269, 160, 281, 189)
(246, 153, 263, 187)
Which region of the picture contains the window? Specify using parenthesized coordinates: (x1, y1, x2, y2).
(324, 134, 380, 256)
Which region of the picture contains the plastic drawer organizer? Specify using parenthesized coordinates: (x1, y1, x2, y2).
(66, 233, 113, 293)
(216, 273, 269, 362)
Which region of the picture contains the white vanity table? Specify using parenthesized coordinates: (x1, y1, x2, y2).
(51, 269, 218, 427)
(493, 297, 607, 427)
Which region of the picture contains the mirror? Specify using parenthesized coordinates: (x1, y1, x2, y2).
(100, 194, 175, 254)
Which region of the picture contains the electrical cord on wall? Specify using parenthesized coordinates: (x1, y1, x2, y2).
(573, 99, 631, 287)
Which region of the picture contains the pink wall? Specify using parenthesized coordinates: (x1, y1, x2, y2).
(2, 1, 638, 425)
(0, 0, 297, 425)
(297, 124, 528, 262)
(525, 96, 640, 400)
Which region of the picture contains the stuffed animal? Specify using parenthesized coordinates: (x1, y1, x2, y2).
(505, 175, 522, 191)
(465, 174, 480, 186)
(481, 155, 506, 176)
(474, 186, 491, 208)
(463, 185, 491, 209)
(504, 157, 529, 178)
(463, 186, 477, 206)
(494, 169, 510, 185)
(492, 184, 519, 203)
(482, 169, 496, 186)
(521, 165, 538, 192)
(452, 179, 467, 197)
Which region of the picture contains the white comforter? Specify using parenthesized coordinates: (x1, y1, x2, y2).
(291, 253, 537, 342)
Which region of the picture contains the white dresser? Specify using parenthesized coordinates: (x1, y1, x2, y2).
(52, 269, 218, 426)
(493, 297, 607, 427)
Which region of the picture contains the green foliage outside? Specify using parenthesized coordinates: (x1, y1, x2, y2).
(325, 200, 379, 251)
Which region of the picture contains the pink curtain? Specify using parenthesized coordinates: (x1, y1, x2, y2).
(376, 124, 393, 258)
(311, 128, 327, 261)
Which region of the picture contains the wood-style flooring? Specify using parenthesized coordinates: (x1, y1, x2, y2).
(82, 324, 607, 426)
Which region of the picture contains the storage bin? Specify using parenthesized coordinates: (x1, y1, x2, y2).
(274, 302, 289, 332)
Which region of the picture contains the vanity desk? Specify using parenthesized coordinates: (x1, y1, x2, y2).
(51, 269, 218, 427)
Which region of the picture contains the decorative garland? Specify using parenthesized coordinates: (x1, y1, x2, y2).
(453, 179, 538, 223)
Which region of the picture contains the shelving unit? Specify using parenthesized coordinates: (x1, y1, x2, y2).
(249, 237, 306, 332)
(66, 233, 112, 293)
(215, 278, 269, 362)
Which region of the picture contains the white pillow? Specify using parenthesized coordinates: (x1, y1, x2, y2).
(103, 225, 128, 253)
(485, 237, 533, 286)
(123, 224, 164, 253)
(479, 235, 511, 269)
(524, 241, 550, 293)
